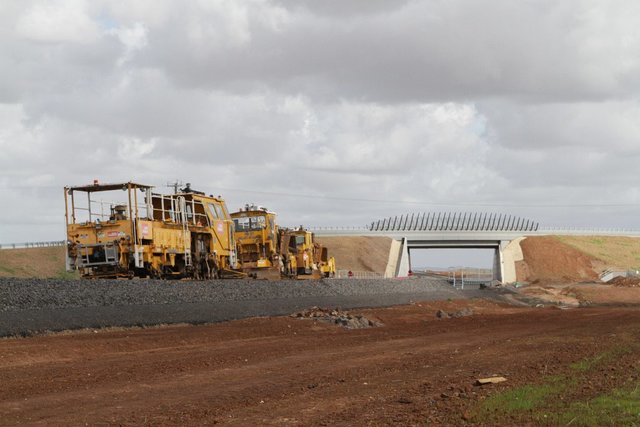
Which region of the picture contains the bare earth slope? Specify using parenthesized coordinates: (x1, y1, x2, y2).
(516, 236, 601, 283)
(516, 235, 640, 284)
(315, 236, 392, 273)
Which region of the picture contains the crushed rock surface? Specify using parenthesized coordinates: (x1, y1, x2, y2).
(0, 277, 459, 312)
(0, 277, 489, 336)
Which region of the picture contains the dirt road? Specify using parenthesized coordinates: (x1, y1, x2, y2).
(1, 300, 640, 426)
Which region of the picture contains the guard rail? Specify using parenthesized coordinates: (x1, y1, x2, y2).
(0, 241, 65, 250)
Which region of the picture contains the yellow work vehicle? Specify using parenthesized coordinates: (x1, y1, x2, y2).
(230, 205, 282, 279)
(64, 181, 241, 279)
(279, 227, 336, 279)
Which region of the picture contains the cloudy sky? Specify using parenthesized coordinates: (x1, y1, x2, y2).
(2, 0, 640, 245)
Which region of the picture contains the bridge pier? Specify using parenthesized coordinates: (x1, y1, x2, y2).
(501, 237, 525, 284)
(492, 241, 510, 283)
(386, 237, 412, 278)
(384, 238, 410, 278)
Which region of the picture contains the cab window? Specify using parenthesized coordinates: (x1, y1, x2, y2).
(234, 217, 250, 231)
(252, 216, 266, 229)
(208, 203, 220, 219)
(220, 204, 230, 219)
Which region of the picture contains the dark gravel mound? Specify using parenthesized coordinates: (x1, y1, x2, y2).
(0, 277, 463, 312)
(609, 276, 640, 287)
(291, 306, 383, 329)
(0, 277, 475, 336)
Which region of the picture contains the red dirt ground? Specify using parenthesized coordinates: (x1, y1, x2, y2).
(2, 299, 640, 426)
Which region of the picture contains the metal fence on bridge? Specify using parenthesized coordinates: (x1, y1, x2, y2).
(370, 212, 539, 233)
(308, 222, 640, 237)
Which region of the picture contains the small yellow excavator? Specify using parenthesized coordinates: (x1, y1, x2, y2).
(279, 227, 336, 279)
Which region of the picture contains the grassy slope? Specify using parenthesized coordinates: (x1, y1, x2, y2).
(555, 236, 640, 271)
(0, 247, 76, 279)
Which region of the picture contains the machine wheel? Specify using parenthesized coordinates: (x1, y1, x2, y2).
(149, 267, 162, 279)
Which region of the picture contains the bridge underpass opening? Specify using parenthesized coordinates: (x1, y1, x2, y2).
(395, 240, 504, 284)
(409, 248, 494, 272)
(409, 247, 497, 287)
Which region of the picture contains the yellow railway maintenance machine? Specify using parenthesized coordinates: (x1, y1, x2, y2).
(231, 205, 282, 279)
(64, 181, 241, 279)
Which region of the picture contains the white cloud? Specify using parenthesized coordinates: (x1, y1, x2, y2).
(108, 22, 148, 66)
(15, 0, 99, 44)
(117, 137, 156, 160)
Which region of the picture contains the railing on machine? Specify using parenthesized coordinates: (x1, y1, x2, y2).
(176, 196, 192, 267)
(76, 242, 119, 267)
(153, 193, 211, 227)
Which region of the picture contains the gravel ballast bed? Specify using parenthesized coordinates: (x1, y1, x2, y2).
(0, 277, 475, 336)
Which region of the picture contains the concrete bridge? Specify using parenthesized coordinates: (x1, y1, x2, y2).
(312, 212, 640, 283)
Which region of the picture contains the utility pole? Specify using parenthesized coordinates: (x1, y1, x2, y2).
(166, 180, 182, 194)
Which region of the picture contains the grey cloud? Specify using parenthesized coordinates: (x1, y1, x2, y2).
(482, 100, 640, 151)
(479, 99, 640, 190)
(134, 0, 640, 103)
(272, 0, 411, 17)
(1, 0, 640, 243)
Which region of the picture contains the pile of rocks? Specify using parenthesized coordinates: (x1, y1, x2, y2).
(292, 306, 383, 329)
(609, 276, 640, 288)
(436, 307, 474, 319)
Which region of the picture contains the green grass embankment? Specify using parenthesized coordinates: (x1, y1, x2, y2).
(0, 246, 77, 279)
